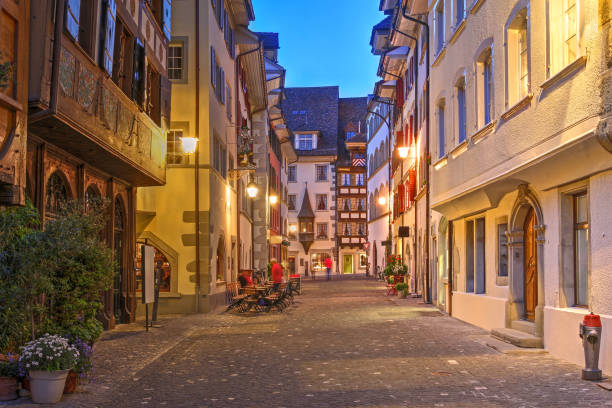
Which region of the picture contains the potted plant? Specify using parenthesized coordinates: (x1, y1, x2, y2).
(0, 354, 19, 401)
(19, 334, 79, 404)
(63, 337, 93, 394)
(395, 283, 408, 299)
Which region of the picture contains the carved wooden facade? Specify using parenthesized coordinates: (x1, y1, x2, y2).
(0, 0, 28, 205)
(27, 0, 170, 328)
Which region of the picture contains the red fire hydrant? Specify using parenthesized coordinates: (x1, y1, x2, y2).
(579, 313, 602, 381)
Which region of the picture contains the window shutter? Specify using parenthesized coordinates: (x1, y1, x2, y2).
(398, 184, 405, 213)
(220, 68, 225, 103)
(162, 0, 172, 39)
(132, 39, 145, 106)
(396, 76, 404, 108)
(66, 0, 81, 40)
(102, 0, 117, 75)
(230, 28, 235, 58)
(210, 47, 216, 88)
(161, 76, 171, 120)
(408, 168, 416, 203)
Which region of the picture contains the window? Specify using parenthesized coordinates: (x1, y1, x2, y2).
(288, 224, 297, 240)
(343, 198, 351, 211)
(476, 47, 494, 127)
(438, 100, 446, 158)
(358, 223, 365, 236)
(360, 254, 367, 268)
(213, 137, 227, 178)
(548, 0, 580, 77)
(288, 165, 297, 182)
(136, 243, 171, 292)
(457, 77, 467, 144)
(358, 198, 365, 211)
(65, 0, 98, 59)
(356, 173, 365, 186)
(573, 192, 588, 306)
(288, 194, 297, 210)
(466, 218, 486, 293)
(507, 9, 528, 106)
(210, 47, 225, 102)
(168, 42, 185, 81)
(341, 173, 351, 186)
(167, 129, 188, 164)
(316, 223, 328, 239)
(497, 222, 508, 277)
(311, 252, 331, 272)
(226, 84, 232, 120)
(297, 134, 314, 150)
(454, 0, 465, 26)
(343, 223, 352, 236)
(435, 0, 445, 54)
(315, 165, 328, 182)
(346, 131, 355, 140)
(316, 194, 327, 211)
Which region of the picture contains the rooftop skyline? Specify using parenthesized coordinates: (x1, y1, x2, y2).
(250, 0, 382, 98)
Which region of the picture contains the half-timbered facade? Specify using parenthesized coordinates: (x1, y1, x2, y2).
(27, 0, 170, 328)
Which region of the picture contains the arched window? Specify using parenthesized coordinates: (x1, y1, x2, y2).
(45, 171, 71, 220)
(85, 185, 101, 211)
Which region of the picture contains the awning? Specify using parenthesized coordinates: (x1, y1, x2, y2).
(236, 27, 267, 113)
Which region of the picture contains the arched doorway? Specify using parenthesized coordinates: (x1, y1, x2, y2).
(113, 196, 126, 323)
(508, 185, 545, 334)
(216, 235, 226, 282)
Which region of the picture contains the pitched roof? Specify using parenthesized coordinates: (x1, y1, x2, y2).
(256, 32, 279, 50)
(298, 187, 315, 218)
(338, 97, 368, 159)
(282, 86, 340, 157)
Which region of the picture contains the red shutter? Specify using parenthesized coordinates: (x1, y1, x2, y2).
(396, 77, 404, 108)
(398, 184, 405, 213)
(405, 181, 411, 208)
(393, 192, 398, 220)
(396, 130, 403, 149)
(408, 169, 416, 203)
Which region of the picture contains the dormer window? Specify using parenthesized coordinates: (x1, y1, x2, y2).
(294, 133, 317, 150)
(346, 131, 356, 140)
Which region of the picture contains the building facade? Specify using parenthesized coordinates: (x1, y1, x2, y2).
(423, 0, 612, 374)
(27, 0, 170, 327)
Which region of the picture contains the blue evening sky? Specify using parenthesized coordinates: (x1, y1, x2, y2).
(250, 0, 383, 98)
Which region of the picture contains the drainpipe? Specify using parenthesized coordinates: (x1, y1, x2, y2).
(234, 40, 262, 278)
(29, 0, 65, 123)
(194, 0, 201, 313)
(401, 2, 431, 303)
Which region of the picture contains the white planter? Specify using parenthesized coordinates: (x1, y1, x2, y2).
(29, 369, 69, 404)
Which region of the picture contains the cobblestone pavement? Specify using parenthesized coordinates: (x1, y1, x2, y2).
(5, 279, 612, 407)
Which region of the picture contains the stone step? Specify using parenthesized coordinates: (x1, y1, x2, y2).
(491, 327, 543, 348)
(511, 319, 537, 336)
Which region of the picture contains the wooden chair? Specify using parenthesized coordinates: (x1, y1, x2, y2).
(225, 282, 248, 312)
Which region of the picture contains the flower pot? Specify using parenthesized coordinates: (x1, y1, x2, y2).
(29, 369, 70, 404)
(63, 370, 79, 394)
(398, 292, 407, 299)
(0, 377, 18, 401)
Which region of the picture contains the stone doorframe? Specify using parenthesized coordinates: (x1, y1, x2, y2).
(506, 184, 546, 337)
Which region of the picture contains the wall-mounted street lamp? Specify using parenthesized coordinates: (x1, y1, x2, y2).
(378, 196, 387, 206)
(289, 224, 297, 233)
(246, 181, 259, 198)
(398, 146, 410, 158)
(180, 137, 199, 155)
(269, 194, 278, 205)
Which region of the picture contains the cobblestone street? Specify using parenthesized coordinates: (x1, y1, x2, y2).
(7, 280, 612, 407)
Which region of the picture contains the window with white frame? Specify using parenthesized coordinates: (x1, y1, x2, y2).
(548, 0, 580, 77)
(456, 77, 467, 144)
(454, 0, 465, 27)
(437, 99, 446, 158)
(315, 165, 328, 182)
(295, 133, 316, 150)
(507, 9, 529, 106)
(167, 129, 187, 164)
(435, 0, 445, 54)
(168, 42, 185, 81)
(476, 47, 494, 128)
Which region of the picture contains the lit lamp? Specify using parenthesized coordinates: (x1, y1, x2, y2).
(289, 225, 297, 233)
(378, 196, 387, 206)
(398, 146, 409, 158)
(269, 194, 278, 205)
(180, 137, 199, 154)
(246, 181, 259, 198)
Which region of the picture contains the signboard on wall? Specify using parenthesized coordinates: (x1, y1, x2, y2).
(141, 245, 155, 304)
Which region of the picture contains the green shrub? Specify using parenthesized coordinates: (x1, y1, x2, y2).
(395, 282, 408, 291)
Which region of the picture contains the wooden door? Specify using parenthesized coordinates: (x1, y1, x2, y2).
(343, 255, 353, 274)
(524, 208, 537, 321)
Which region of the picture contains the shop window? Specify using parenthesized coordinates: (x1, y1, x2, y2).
(136, 243, 171, 293)
(311, 252, 331, 273)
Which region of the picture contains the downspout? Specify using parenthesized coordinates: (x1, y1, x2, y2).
(234, 40, 262, 277)
(29, 0, 65, 123)
(401, 2, 431, 303)
(447, 220, 453, 315)
(194, 0, 201, 313)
